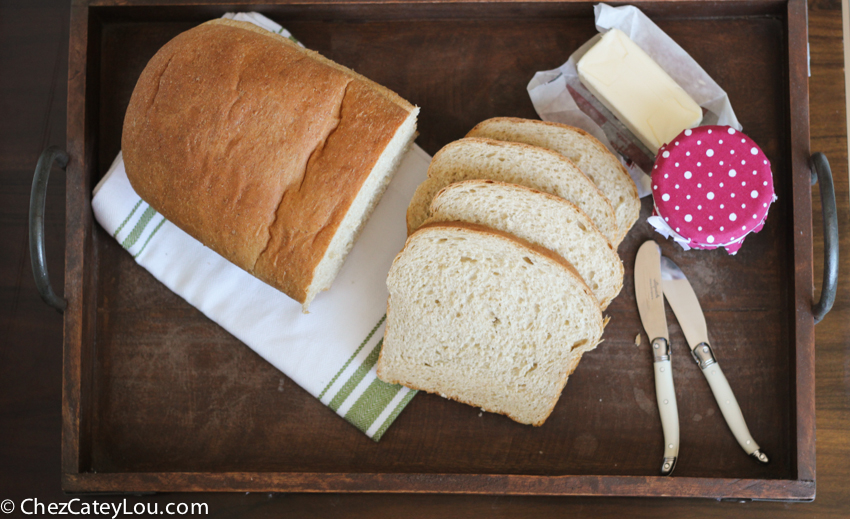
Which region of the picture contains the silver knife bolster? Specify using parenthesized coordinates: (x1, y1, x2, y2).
(691, 342, 717, 369)
(652, 337, 670, 362)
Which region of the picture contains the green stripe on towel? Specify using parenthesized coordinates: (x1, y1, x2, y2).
(114, 199, 143, 238)
(133, 217, 166, 258)
(319, 314, 385, 400)
(372, 388, 418, 441)
(344, 378, 403, 435)
(121, 206, 157, 250)
(328, 339, 382, 412)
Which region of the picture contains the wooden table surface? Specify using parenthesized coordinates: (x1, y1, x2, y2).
(1, 0, 847, 516)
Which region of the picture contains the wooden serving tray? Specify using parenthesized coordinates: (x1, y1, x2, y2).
(61, 0, 816, 499)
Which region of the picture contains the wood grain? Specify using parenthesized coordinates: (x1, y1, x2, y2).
(0, 0, 847, 515)
(66, 2, 800, 496)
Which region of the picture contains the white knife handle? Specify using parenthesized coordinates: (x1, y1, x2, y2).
(652, 338, 679, 476)
(694, 343, 769, 464)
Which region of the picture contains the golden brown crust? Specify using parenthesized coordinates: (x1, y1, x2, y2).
(122, 20, 414, 304)
(209, 19, 415, 112)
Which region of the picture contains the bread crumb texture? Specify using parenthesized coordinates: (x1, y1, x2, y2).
(377, 223, 603, 426)
(426, 180, 624, 309)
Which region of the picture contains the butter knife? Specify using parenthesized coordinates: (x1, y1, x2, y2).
(660, 256, 769, 464)
(635, 241, 679, 476)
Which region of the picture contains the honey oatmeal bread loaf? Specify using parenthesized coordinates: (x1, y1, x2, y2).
(122, 19, 419, 310)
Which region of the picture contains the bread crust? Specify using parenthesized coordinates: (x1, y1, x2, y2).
(416, 221, 598, 309)
(430, 179, 612, 248)
(426, 179, 625, 309)
(467, 117, 637, 199)
(406, 137, 618, 241)
(467, 117, 640, 244)
(122, 19, 414, 305)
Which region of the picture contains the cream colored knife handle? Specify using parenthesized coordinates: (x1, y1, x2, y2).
(701, 362, 768, 463)
(652, 338, 679, 476)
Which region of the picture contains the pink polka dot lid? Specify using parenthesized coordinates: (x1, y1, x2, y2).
(649, 125, 776, 254)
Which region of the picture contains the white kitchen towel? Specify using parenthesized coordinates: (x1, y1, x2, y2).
(92, 147, 428, 440)
(91, 13, 430, 440)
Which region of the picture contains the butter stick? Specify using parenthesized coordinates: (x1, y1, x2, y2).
(577, 29, 703, 154)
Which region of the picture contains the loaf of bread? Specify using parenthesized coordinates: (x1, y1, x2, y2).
(122, 19, 419, 310)
(424, 180, 624, 309)
(467, 118, 639, 245)
(376, 222, 604, 426)
(406, 138, 618, 244)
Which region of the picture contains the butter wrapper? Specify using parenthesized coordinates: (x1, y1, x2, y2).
(527, 3, 741, 198)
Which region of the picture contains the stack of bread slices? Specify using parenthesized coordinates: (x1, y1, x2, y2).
(376, 118, 640, 426)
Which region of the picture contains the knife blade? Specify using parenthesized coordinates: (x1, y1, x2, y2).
(635, 241, 679, 476)
(660, 256, 769, 464)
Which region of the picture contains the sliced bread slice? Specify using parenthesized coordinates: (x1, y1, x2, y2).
(425, 180, 624, 309)
(467, 117, 640, 245)
(377, 222, 604, 426)
(406, 138, 618, 244)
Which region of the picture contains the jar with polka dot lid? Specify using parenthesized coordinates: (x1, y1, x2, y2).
(648, 125, 777, 254)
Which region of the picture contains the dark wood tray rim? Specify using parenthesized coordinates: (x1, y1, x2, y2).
(62, 0, 816, 499)
(63, 473, 816, 500)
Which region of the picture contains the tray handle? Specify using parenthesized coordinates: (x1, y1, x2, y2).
(810, 152, 838, 324)
(29, 145, 69, 313)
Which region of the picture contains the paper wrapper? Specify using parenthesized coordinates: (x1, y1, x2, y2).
(527, 3, 741, 198)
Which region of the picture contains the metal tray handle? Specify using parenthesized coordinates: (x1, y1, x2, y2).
(25, 147, 839, 323)
(29, 146, 69, 313)
(810, 152, 838, 324)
